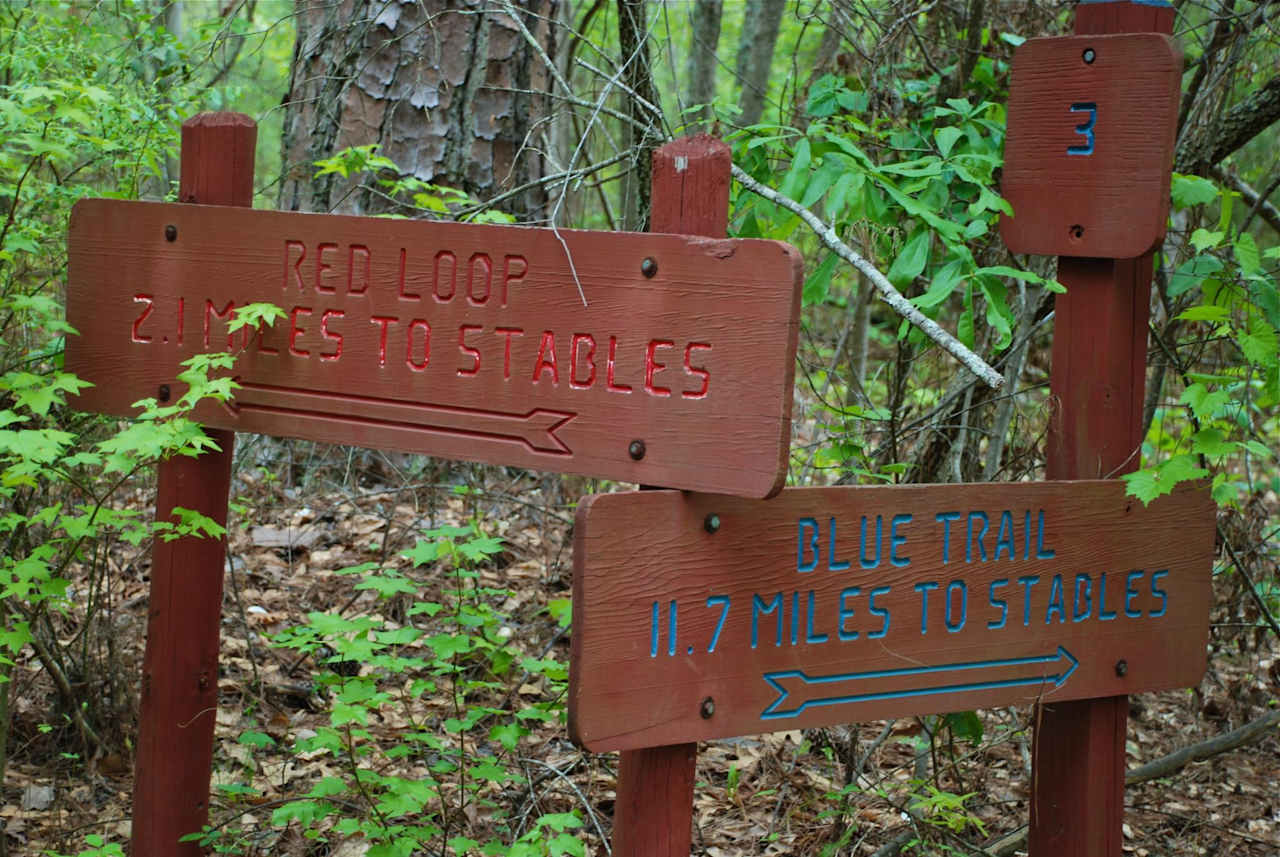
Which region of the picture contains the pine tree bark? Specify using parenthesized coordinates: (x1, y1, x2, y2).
(279, 0, 558, 220)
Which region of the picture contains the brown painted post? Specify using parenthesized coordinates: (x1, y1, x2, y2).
(132, 113, 255, 857)
(611, 135, 732, 857)
(1030, 4, 1175, 855)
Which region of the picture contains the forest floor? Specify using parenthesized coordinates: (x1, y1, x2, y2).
(4, 450, 1278, 857)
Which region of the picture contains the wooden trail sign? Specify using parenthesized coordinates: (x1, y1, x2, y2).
(65, 200, 802, 498)
(1001, 33, 1181, 258)
(570, 481, 1213, 752)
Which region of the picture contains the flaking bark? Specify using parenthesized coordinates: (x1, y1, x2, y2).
(279, 0, 557, 221)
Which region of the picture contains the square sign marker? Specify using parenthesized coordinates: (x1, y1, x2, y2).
(1001, 34, 1181, 258)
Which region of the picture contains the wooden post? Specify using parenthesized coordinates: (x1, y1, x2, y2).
(611, 135, 732, 857)
(132, 112, 255, 857)
(1030, 4, 1175, 854)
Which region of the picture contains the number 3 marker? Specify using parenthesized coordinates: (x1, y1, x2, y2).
(1067, 102, 1097, 156)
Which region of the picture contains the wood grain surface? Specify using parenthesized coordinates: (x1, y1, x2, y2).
(1001, 33, 1181, 258)
(570, 481, 1213, 751)
(65, 200, 802, 498)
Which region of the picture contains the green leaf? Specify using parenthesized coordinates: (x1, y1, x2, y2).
(237, 730, 276, 748)
(913, 260, 964, 309)
(548, 833, 586, 857)
(1234, 232, 1262, 276)
(534, 812, 584, 833)
(490, 722, 526, 751)
(1170, 174, 1218, 210)
(1189, 228, 1224, 253)
(1176, 305, 1230, 323)
(1168, 254, 1223, 298)
(886, 230, 931, 288)
(944, 710, 983, 745)
(403, 540, 442, 566)
(448, 837, 480, 855)
(1190, 427, 1233, 458)
(547, 597, 572, 628)
(1238, 316, 1278, 365)
(1123, 455, 1208, 505)
(803, 253, 839, 305)
(934, 126, 964, 158)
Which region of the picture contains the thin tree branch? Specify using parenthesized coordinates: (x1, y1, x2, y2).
(1126, 707, 1280, 785)
(730, 164, 1005, 389)
(1211, 165, 1280, 236)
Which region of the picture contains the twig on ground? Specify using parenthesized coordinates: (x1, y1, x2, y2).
(730, 164, 1005, 390)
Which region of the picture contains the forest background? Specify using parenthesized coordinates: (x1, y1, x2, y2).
(0, 0, 1277, 855)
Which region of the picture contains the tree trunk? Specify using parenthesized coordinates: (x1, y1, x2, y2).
(279, 0, 558, 220)
(683, 0, 723, 133)
(735, 0, 786, 127)
(616, 0, 662, 231)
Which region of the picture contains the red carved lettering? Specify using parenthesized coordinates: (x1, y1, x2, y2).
(370, 316, 398, 367)
(320, 309, 345, 361)
(532, 330, 559, 383)
(204, 299, 236, 349)
(570, 333, 596, 389)
(397, 247, 419, 300)
(607, 336, 632, 393)
(433, 250, 456, 302)
(495, 327, 524, 379)
(407, 319, 431, 371)
(467, 253, 492, 305)
(284, 240, 306, 291)
(348, 244, 371, 294)
(458, 324, 482, 376)
(131, 294, 154, 343)
(315, 242, 338, 293)
(501, 255, 527, 308)
(683, 342, 711, 398)
(289, 306, 312, 356)
(645, 340, 674, 397)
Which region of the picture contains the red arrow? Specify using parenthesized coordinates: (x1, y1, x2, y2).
(223, 381, 574, 454)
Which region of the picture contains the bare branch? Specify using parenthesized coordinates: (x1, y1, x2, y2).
(730, 164, 1005, 390)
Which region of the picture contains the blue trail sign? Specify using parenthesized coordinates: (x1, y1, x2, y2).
(569, 481, 1214, 752)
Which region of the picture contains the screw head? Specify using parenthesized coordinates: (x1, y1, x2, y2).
(157, 384, 171, 402)
(700, 697, 715, 719)
(1082, 47, 1097, 64)
(640, 257, 658, 278)
(628, 439, 646, 460)
(704, 513, 721, 534)
(1115, 659, 1128, 677)
(164, 224, 178, 242)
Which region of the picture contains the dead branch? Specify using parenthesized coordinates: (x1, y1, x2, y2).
(730, 164, 1005, 389)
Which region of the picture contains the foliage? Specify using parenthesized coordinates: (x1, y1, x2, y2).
(188, 524, 580, 856)
(1124, 175, 1279, 505)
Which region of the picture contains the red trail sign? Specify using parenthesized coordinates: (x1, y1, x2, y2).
(65, 200, 802, 497)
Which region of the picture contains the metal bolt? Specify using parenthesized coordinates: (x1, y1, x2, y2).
(704, 513, 721, 534)
(1082, 48, 1097, 64)
(640, 257, 658, 278)
(198, 673, 210, 690)
(164, 224, 177, 242)
(157, 384, 171, 402)
(628, 439, 646, 460)
(700, 697, 715, 719)
(1115, 659, 1128, 677)
(1069, 224, 1085, 241)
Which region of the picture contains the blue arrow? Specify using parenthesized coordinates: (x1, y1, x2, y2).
(761, 646, 1078, 719)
